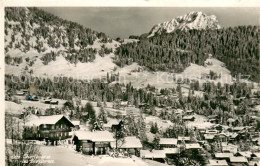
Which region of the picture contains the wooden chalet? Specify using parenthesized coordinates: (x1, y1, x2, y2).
(110, 136, 142, 156)
(73, 130, 115, 155)
(24, 115, 75, 145)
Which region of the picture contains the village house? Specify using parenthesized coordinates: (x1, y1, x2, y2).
(162, 148, 180, 158)
(185, 143, 201, 149)
(208, 159, 228, 166)
(229, 156, 248, 166)
(232, 126, 246, 133)
(72, 130, 115, 155)
(206, 129, 219, 134)
(140, 148, 180, 163)
(218, 133, 229, 142)
(208, 115, 219, 123)
(177, 136, 191, 144)
(237, 151, 252, 159)
(249, 153, 260, 166)
(71, 120, 80, 130)
(215, 153, 234, 160)
(204, 134, 215, 142)
(222, 142, 238, 154)
(228, 133, 239, 142)
(24, 115, 75, 145)
(185, 110, 194, 115)
(140, 150, 166, 163)
(103, 119, 120, 131)
(110, 136, 142, 156)
(159, 138, 178, 148)
(182, 115, 195, 121)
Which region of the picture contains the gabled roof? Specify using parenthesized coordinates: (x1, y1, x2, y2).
(74, 130, 115, 142)
(72, 121, 80, 126)
(162, 148, 179, 154)
(159, 138, 177, 145)
(215, 153, 233, 158)
(233, 126, 245, 131)
(178, 136, 190, 141)
(238, 151, 252, 158)
(111, 136, 142, 149)
(25, 115, 74, 127)
(253, 152, 260, 158)
(204, 134, 215, 140)
(230, 156, 248, 163)
(182, 116, 195, 120)
(185, 143, 201, 149)
(208, 159, 228, 166)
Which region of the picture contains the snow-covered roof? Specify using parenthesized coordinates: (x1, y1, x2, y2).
(230, 156, 248, 163)
(249, 160, 260, 166)
(159, 138, 177, 145)
(215, 153, 233, 158)
(233, 127, 245, 131)
(74, 131, 115, 142)
(182, 116, 195, 120)
(111, 136, 142, 149)
(186, 110, 193, 113)
(204, 134, 215, 140)
(25, 115, 70, 126)
(238, 151, 252, 158)
(253, 152, 260, 158)
(72, 121, 80, 126)
(177, 136, 190, 141)
(185, 143, 201, 149)
(230, 133, 239, 138)
(208, 159, 228, 166)
(205, 130, 218, 134)
(162, 148, 179, 154)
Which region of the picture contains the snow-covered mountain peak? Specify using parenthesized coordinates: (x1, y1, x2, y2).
(148, 11, 221, 37)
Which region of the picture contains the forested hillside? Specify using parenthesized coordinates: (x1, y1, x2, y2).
(116, 26, 259, 82)
(5, 7, 114, 66)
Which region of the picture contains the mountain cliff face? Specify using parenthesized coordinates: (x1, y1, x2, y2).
(148, 11, 221, 37)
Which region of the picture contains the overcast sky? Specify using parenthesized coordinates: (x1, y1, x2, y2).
(41, 7, 259, 39)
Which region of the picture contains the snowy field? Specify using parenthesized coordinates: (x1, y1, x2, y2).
(40, 146, 166, 166)
(185, 114, 214, 129)
(6, 45, 240, 90)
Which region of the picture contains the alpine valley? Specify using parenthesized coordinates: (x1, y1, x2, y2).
(4, 7, 260, 166)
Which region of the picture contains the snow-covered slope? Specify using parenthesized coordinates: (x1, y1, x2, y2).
(148, 11, 221, 37)
(5, 7, 120, 77)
